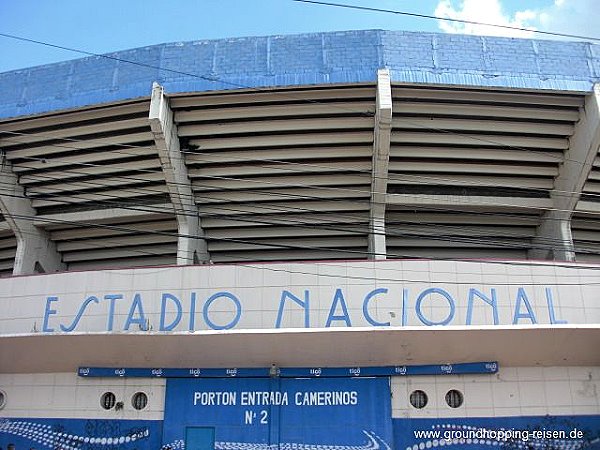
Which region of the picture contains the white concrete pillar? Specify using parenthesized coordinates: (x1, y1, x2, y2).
(0, 159, 65, 274)
(530, 84, 600, 261)
(368, 69, 393, 260)
(149, 82, 209, 265)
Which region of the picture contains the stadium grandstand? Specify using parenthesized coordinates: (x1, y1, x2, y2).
(0, 29, 599, 450)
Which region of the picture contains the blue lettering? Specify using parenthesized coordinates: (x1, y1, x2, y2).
(275, 290, 310, 328)
(60, 296, 101, 332)
(124, 293, 147, 330)
(362, 288, 390, 326)
(512, 287, 538, 324)
(203, 292, 242, 330)
(402, 289, 409, 326)
(326, 288, 352, 327)
(43, 296, 59, 332)
(466, 288, 499, 325)
(104, 294, 123, 331)
(160, 293, 182, 331)
(546, 287, 567, 324)
(415, 288, 456, 326)
(189, 292, 197, 331)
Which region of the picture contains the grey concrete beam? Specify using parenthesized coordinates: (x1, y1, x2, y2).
(530, 85, 600, 261)
(368, 69, 392, 260)
(0, 158, 65, 274)
(149, 82, 209, 265)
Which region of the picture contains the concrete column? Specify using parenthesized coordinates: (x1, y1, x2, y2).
(149, 82, 209, 265)
(368, 69, 393, 260)
(530, 84, 600, 261)
(0, 158, 65, 274)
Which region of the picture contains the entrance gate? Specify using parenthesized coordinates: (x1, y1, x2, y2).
(162, 377, 393, 450)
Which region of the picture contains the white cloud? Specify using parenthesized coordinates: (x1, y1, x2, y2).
(434, 0, 538, 38)
(536, 0, 597, 40)
(434, 0, 597, 41)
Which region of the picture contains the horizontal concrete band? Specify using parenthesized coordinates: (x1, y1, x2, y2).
(1, 325, 598, 373)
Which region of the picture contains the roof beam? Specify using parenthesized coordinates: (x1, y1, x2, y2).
(387, 194, 553, 210)
(530, 84, 600, 261)
(149, 83, 209, 265)
(34, 204, 173, 227)
(0, 158, 65, 275)
(368, 69, 392, 260)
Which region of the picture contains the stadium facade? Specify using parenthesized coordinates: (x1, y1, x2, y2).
(0, 29, 599, 449)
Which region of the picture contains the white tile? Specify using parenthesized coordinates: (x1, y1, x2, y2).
(570, 405, 600, 415)
(437, 406, 467, 418)
(491, 382, 520, 408)
(544, 381, 572, 407)
(517, 367, 544, 381)
(464, 381, 493, 409)
(520, 406, 548, 416)
(492, 406, 522, 417)
(568, 367, 595, 380)
(546, 405, 580, 416)
(465, 407, 494, 418)
(518, 381, 547, 407)
(542, 367, 570, 381)
(495, 367, 519, 382)
(570, 379, 599, 406)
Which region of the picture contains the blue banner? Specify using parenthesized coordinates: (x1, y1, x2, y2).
(78, 362, 498, 378)
(163, 377, 393, 450)
(0, 417, 162, 449)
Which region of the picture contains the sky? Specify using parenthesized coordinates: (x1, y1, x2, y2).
(0, 0, 597, 73)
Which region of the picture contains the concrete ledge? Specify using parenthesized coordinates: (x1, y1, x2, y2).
(1, 325, 598, 373)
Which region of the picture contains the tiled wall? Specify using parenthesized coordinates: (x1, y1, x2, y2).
(392, 366, 600, 418)
(0, 372, 165, 420)
(1, 366, 598, 421)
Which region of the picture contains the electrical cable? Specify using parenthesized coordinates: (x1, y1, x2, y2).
(4, 207, 600, 285)
(1, 126, 600, 255)
(292, 0, 600, 43)
(0, 35, 596, 266)
(1, 174, 599, 265)
(2, 128, 598, 210)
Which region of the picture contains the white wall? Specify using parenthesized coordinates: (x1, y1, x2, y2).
(0, 372, 165, 420)
(392, 366, 600, 418)
(1, 366, 598, 421)
(1, 260, 599, 335)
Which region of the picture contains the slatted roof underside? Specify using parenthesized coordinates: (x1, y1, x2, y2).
(581, 152, 600, 202)
(574, 144, 600, 262)
(0, 216, 16, 276)
(572, 213, 600, 262)
(0, 84, 599, 271)
(171, 86, 375, 263)
(0, 100, 177, 269)
(386, 208, 540, 259)
(43, 213, 178, 270)
(386, 86, 583, 260)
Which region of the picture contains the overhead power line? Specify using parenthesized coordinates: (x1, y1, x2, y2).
(292, 0, 600, 43)
(0, 27, 599, 268)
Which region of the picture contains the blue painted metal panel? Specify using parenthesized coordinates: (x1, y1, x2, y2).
(162, 377, 392, 450)
(1, 30, 599, 120)
(185, 426, 215, 450)
(0, 417, 162, 449)
(394, 416, 600, 450)
(77, 362, 498, 378)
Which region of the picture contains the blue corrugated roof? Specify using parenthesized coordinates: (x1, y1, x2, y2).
(1, 29, 599, 119)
